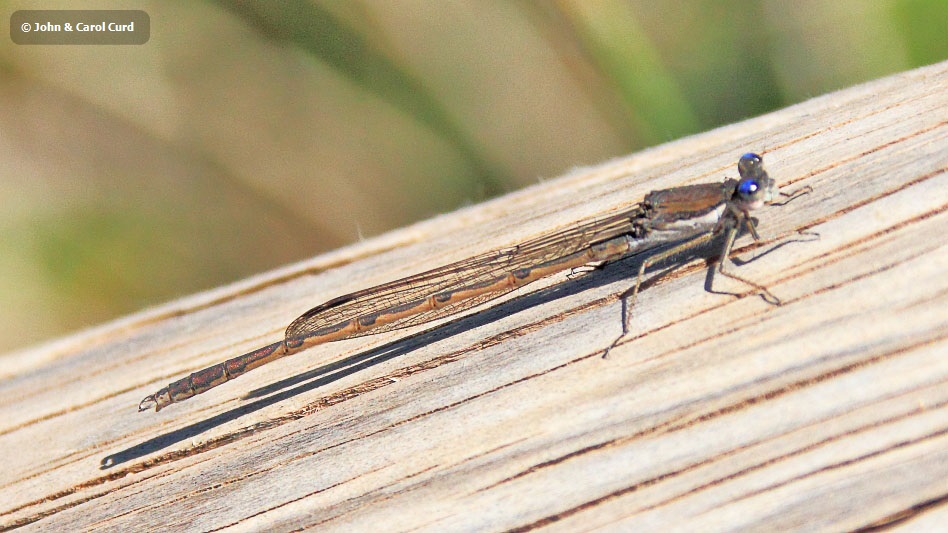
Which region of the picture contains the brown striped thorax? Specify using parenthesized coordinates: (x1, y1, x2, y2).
(634, 153, 777, 247)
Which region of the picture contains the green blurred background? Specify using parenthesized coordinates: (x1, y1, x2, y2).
(1, 0, 946, 353)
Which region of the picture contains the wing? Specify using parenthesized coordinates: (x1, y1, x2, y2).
(285, 205, 644, 340)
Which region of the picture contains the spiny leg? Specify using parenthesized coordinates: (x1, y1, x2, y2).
(716, 208, 821, 303)
(714, 220, 780, 305)
(601, 185, 814, 359)
(602, 216, 791, 358)
(601, 231, 716, 358)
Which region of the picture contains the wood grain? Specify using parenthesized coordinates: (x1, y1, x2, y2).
(1, 61, 946, 531)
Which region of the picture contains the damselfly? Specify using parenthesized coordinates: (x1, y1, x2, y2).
(139, 153, 809, 412)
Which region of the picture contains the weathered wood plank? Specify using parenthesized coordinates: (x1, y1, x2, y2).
(1, 61, 946, 531)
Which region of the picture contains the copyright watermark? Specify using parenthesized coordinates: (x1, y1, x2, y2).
(11, 10, 149, 45)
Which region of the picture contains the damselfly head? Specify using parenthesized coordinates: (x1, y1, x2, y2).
(734, 153, 777, 210)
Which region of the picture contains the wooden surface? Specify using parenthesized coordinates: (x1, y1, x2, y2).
(2, 61, 947, 532)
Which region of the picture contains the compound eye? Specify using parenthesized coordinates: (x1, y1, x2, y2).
(738, 153, 764, 178)
(740, 153, 762, 165)
(738, 178, 760, 197)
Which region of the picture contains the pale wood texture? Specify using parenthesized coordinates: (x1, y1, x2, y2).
(2, 61, 947, 532)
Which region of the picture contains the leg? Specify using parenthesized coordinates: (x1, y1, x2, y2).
(601, 231, 716, 358)
(714, 220, 780, 304)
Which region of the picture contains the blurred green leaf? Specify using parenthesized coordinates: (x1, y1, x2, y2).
(213, 0, 505, 196)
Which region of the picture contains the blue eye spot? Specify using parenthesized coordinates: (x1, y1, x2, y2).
(738, 179, 759, 195)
